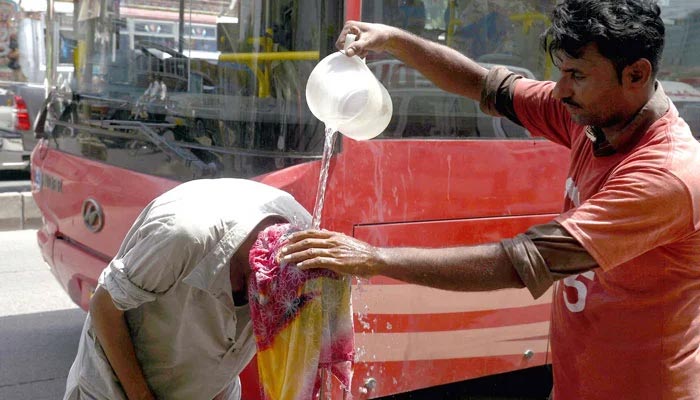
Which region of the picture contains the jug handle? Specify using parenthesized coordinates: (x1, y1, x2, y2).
(343, 33, 357, 52)
(343, 34, 366, 63)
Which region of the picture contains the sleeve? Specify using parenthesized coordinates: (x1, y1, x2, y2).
(479, 66, 523, 125)
(479, 66, 575, 149)
(512, 78, 575, 148)
(99, 219, 200, 310)
(555, 167, 695, 270)
(501, 221, 598, 299)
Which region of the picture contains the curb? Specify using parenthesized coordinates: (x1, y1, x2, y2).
(0, 192, 41, 231)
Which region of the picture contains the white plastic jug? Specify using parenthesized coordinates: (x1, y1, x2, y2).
(305, 37, 392, 140)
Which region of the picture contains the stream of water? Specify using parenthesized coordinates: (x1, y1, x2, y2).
(311, 126, 338, 230)
(311, 126, 356, 399)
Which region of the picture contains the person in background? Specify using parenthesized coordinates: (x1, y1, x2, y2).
(448, 0, 511, 58)
(278, 1, 700, 399)
(399, 0, 427, 35)
(63, 179, 310, 400)
(7, 33, 26, 82)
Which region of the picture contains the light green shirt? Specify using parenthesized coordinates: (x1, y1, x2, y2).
(64, 178, 311, 400)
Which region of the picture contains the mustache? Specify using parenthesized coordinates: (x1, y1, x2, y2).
(562, 98, 580, 108)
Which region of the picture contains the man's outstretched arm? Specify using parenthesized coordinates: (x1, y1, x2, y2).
(278, 230, 522, 292)
(278, 223, 598, 298)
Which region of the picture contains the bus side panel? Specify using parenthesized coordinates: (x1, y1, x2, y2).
(308, 137, 568, 396)
(31, 143, 180, 304)
(350, 216, 554, 397)
(33, 145, 180, 259)
(321, 137, 570, 236)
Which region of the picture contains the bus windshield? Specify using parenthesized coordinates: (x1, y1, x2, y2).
(48, 0, 341, 180)
(45, 0, 700, 180)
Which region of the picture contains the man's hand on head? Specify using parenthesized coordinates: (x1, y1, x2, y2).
(277, 229, 383, 278)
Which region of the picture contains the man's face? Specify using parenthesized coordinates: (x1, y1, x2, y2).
(552, 43, 628, 128)
(230, 217, 288, 287)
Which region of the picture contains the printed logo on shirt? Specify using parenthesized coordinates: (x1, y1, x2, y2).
(565, 177, 580, 208)
(562, 177, 596, 313)
(562, 271, 595, 312)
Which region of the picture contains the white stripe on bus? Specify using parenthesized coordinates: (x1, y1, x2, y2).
(352, 285, 553, 315)
(355, 321, 550, 362)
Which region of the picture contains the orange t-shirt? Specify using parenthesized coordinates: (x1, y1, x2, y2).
(514, 79, 700, 400)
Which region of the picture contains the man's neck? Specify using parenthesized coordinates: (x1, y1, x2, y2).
(598, 83, 666, 153)
(230, 266, 249, 305)
(230, 266, 246, 292)
(232, 288, 248, 306)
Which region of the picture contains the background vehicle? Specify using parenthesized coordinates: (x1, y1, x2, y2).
(661, 80, 700, 138)
(30, 0, 700, 398)
(0, 87, 32, 170)
(0, 0, 48, 171)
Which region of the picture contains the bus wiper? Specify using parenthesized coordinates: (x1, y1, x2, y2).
(102, 120, 217, 178)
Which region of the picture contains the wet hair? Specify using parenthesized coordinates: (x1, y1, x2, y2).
(542, 0, 665, 81)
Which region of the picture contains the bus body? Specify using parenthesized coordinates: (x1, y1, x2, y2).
(30, 0, 700, 397)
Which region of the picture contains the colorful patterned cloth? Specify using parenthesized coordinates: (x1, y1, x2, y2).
(248, 223, 354, 399)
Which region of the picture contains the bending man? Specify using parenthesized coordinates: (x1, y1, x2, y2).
(64, 179, 310, 400)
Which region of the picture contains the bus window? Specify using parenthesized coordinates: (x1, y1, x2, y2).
(361, 1, 700, 143)
(362, 0, 548, 140)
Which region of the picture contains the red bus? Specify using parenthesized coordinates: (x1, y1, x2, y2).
(31, 0, 700, 398)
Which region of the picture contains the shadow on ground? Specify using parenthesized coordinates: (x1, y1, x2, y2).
(0, 170, 30, 181)
(379, 365, 552, 400)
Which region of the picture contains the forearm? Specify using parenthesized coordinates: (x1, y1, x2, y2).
(90, 287, 155, 400)
(374, 242, 525, 292)
(384, 28, 488, 100)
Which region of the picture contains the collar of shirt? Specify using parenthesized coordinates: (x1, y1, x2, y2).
(588, 81, 670, 157)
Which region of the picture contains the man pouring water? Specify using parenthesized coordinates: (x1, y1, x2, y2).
(278, 1, 700, 399)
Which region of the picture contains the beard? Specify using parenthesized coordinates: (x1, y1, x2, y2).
(566, 104, 625, 128)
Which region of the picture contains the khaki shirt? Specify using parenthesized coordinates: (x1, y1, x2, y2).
(64, 179, 311, 400)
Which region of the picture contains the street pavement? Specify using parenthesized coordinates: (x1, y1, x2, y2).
(0, 179, 31, 193)
(0, 229, 85, 400)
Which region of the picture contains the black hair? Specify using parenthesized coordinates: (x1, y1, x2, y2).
(542, 0, 665, 81)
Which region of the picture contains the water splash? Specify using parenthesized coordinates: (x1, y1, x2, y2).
(311, 126, 338, 230)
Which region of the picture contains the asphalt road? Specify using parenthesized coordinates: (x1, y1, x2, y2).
(0, 229, 85, 400)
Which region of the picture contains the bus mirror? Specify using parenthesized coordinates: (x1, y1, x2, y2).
(33, 95, 51, 139)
